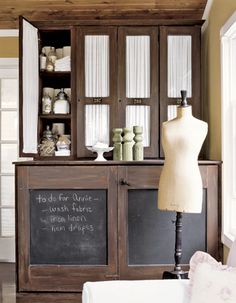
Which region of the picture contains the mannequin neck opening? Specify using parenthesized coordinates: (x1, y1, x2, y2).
(176, 105, 192, 118)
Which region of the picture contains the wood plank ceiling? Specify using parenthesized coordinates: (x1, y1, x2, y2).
(0, 0, 207, 29)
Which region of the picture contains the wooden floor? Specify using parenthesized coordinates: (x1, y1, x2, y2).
(0, 263, 83, 303)
(0, 263, 15, 303)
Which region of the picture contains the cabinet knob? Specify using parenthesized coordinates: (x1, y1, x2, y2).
(120, 179, 131, 186)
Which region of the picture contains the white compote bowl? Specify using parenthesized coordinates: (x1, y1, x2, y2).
(87, 144, 114, 161)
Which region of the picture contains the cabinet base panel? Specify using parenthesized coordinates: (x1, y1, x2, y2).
(16, 292, 82, 303)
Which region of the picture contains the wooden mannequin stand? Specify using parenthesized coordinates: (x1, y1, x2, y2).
(162, 212, 188, 279)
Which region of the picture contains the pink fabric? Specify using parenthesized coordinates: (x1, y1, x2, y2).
(188, 251, 221, 280)
(189, 251, 236, 303)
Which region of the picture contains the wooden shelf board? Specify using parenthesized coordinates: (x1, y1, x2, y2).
(40, 71, 71, 77)
(39, 114, 71, 119)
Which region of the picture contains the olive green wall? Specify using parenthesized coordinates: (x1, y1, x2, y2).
(202, 0, 236, 160)
(0, 37, 18, 57)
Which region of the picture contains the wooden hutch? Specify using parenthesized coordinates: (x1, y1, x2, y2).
(15, 15, 221, 303)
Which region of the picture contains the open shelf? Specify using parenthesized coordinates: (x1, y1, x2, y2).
(39, 114, 71, 119)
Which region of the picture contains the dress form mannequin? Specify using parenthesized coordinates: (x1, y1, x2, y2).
(158, 90, 208, 279)
(158, 101, 208, 213)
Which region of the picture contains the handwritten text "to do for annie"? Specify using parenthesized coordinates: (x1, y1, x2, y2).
(36, 193, 97, 204)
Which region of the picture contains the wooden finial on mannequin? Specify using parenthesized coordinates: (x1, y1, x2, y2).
(180, 90, 188, 107)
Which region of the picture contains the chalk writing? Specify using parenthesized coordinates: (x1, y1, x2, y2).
(35, 193, 96, 204)
(33, 190, 106, 235)
(30, 189, 107, 265)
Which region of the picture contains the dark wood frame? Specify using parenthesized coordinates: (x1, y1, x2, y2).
(19, 18, 77, 160)
(118, 165, 220, 279)
(16, 165, 118, 292)
(159, 26, 201, 157)
(33, 20, 204, 28)
(37, 27, 76, 160)
(19, 19, 202, 160)
(16, 13, 217, 299)
(16, 162, 221, 292)
(118, 27, 159, 158)
(76, 26, 118, 158)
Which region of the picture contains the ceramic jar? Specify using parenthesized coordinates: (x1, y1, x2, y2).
(53, 89, 70, 114)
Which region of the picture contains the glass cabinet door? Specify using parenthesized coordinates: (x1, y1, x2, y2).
(77, 27, 117, 158)
(20, 17, 39, 157)
(118, 27, 159, 158)
(159, 26, 201, 156)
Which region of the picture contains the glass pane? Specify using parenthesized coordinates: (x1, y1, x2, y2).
(1, 208, 15, 237)
(167, 105, 178, 120)
(126, 105, 150, 147)
(1, 144, 18, 173)
(168, 35, 192, 98)
(1, 111, 18, 140)
(231, 200, 236, 234)
(1, 176, 15, 207)
(126, 36, 150, 98)
(231, 39, 236, 101)
(1, 79, 18, 108)
(85, 104, 110, 146)
(85, 35, 109, 97)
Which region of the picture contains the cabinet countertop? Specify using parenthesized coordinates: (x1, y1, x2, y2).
(14, 159, 221, 166)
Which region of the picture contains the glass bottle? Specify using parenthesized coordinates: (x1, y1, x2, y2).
(43, 125, 53, 140)
(39, 125, 56, 156)
(46, 57, 54, 72)
(40, 48, 47, 70)
(47, 47, 57, 65)
(42, 93, 52, 114)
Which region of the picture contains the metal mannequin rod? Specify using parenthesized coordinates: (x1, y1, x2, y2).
(162, 211, 188, 279)
(174, 212, 183, 272)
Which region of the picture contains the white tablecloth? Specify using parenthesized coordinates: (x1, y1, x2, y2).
(82, 279, 190, 303)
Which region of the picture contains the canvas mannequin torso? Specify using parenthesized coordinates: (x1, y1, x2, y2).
(158, 105, 208, 213)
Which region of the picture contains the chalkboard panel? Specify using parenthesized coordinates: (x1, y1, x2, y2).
(30, 189, 107, 265)
(128, 189, 206, 265)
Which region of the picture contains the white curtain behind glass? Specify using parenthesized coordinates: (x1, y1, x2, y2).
(126, 36, 150, 98)
(23, 19, 39, 153)
(126, 105, 150, 146)
(85, 104, 110, 146)
(168, 35, 192, 98)
(167, 105, 178, 120)
(85, 35, 109, 97)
